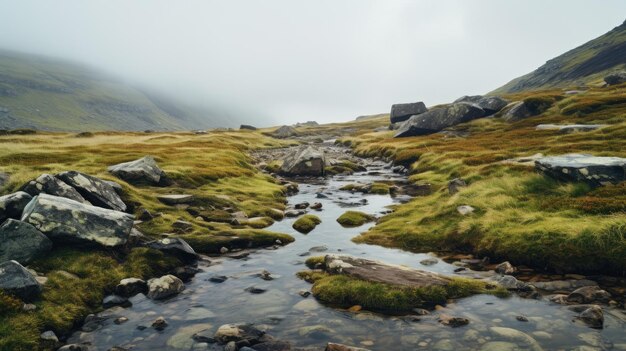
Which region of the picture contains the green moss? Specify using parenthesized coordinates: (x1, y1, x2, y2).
(337, 211, 375, 227)
(369, 182, 390, 194)
(297, 271, 508, 312)
(304, 256, 326, 269)
(180, 228, 293, 253)
(292, 214, 322, 234)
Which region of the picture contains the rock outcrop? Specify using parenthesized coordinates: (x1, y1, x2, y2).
(500, 101, 532, 122)
(0, 260, 42, 300)
(0, 191, 32, 223)
(394, 102, 485, 137)
(108, 156, 170, 186)
(604, 71, 626, 85)
(280, 146, 325, 176)
(0, 219, 52, 264)
(21, 194, 134, 247)
(535, 154, 626, 186)
(56, 171, 127, 211)
(20, 174, 87, 203)
(390, 102, 427, 124)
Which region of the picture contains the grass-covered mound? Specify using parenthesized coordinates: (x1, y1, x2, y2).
(296, 270, 508, 312)
(0, 248, 181, 351)
(340, 86, 626, 275)
(292, 214, 322, 234)
(337, 211, 375, 227)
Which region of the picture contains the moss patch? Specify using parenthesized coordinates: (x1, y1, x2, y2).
(292, 215, 322, 234)
(297, 271, 508, 312)
(337, 211, 375, 227)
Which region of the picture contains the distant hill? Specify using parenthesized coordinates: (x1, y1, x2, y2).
(0, 50, 235, 131)
(492, 20, 626, 94)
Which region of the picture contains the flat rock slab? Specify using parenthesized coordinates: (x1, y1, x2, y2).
(535, 124, 607, 133)
(56, 171, 127, 211)
(157, 194, 194, 205)
(21, 193, 133, 247)
(323, 255, 451, 288)
(535, 153, 626, 186)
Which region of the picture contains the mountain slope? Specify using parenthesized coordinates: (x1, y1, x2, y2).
(0, 50, 233, 131)
(492, 20, 626, 94)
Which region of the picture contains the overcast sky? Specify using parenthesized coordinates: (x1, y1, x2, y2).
(0, 1, 624, 125)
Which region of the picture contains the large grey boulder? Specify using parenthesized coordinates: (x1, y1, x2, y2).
(280, 146, 325, 176)
(0, 260, 42, 300)
(604, 71, 626, 85)
(0, 219, 52, 264)
(56, 171, 126, 212)
(107, 156, 170, 186)
(394, 102, 485, 137)
(272, 125, 298, 139)
(535, 154, 626, 186)
(20, 174, 87, 203)
(21, 194, 134, 247)
(0, 191, 32, 223)
(390, 102, 427, 124)
(455, 95, 508, 116)
(501, 101, 532, 122)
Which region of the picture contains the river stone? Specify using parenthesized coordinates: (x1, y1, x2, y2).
(495, 261, 516, 275)
(390, 101, 428, 124)
(0, 219, 52, 264)
(102, 294, 131, 308)
(394, 102, 485, 137)
(455, 95, 508, 116)
(0, 191, 33, 223)
(0, 260, 42, 300)
(577, 305, 604, 329)
(323, 255, 451, 288)
(604, 71, 626, 85)
(280, 146, 326, 176)
(480, 342, 521, 351)
(567, 286, 611, 304)
(535, 153, 626, 186)
(326, 343, 372, 351)
(147, 237, 198, 263)
(108, 156, 169, 186)
(272, 125, 298, 138)
(20, 173, 87, 203)
(21, 193, 133, 247)
(489, 327, 543, 351)
(535, 124, 607, 134)
(214, 323, 265, 344)
(56, 171, 127, 211)
(115, 278, 148, 297)
(147, 274, 185, 300)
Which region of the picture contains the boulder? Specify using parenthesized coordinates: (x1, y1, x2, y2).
(240, 124, 257, 130)
(495, 261, 516, 275)
(577, 305, 604, 329)
(0, 191, 32, 223)
(115, 278, 148, 297)
(56, 171, 127, 211)
(0, 260, 41, 300)
(500, 101, 532, 122)
(567, 286, 611, 304)
(280, 146, 325, 176)
(272, 125, 298, 139)
(21, 194, 134, 247)
(535, 154, 626, 186)
(455, 95, 508, 116)
(107, 156, 170, 186)
(146, 274, 185, 300)
(390, 102, 428, 124)
(604, 71, 626, 85)
(20, 174, 87, 203)
(394, 102, 485, 137)
(147, 238, 199, 263)
(535, 124, 607, 134)
(0, 219, 52, 264)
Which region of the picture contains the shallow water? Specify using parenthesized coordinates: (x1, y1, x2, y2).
(69, 161, 626, 351)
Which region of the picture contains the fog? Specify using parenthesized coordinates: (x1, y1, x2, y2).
(0, 0, 624, 126)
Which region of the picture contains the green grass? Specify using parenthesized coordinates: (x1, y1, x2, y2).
(296, 271, 508, 312)
(292, 214, 322, 234)
(337, 211, 375, 227)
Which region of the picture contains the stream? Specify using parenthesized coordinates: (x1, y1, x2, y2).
(68, 152, 626, 351)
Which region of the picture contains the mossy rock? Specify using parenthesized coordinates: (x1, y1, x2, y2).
(336, 211, 375, 227)
(293, 214, 322, 234)
(305, 255, 326, 269)
(369, 183, 390, 194)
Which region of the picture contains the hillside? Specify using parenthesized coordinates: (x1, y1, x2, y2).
(0, 50, 233, 131)
(492, 20, 626, 94)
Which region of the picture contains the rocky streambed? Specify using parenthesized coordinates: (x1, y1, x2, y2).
(59, 144, 625, 351)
